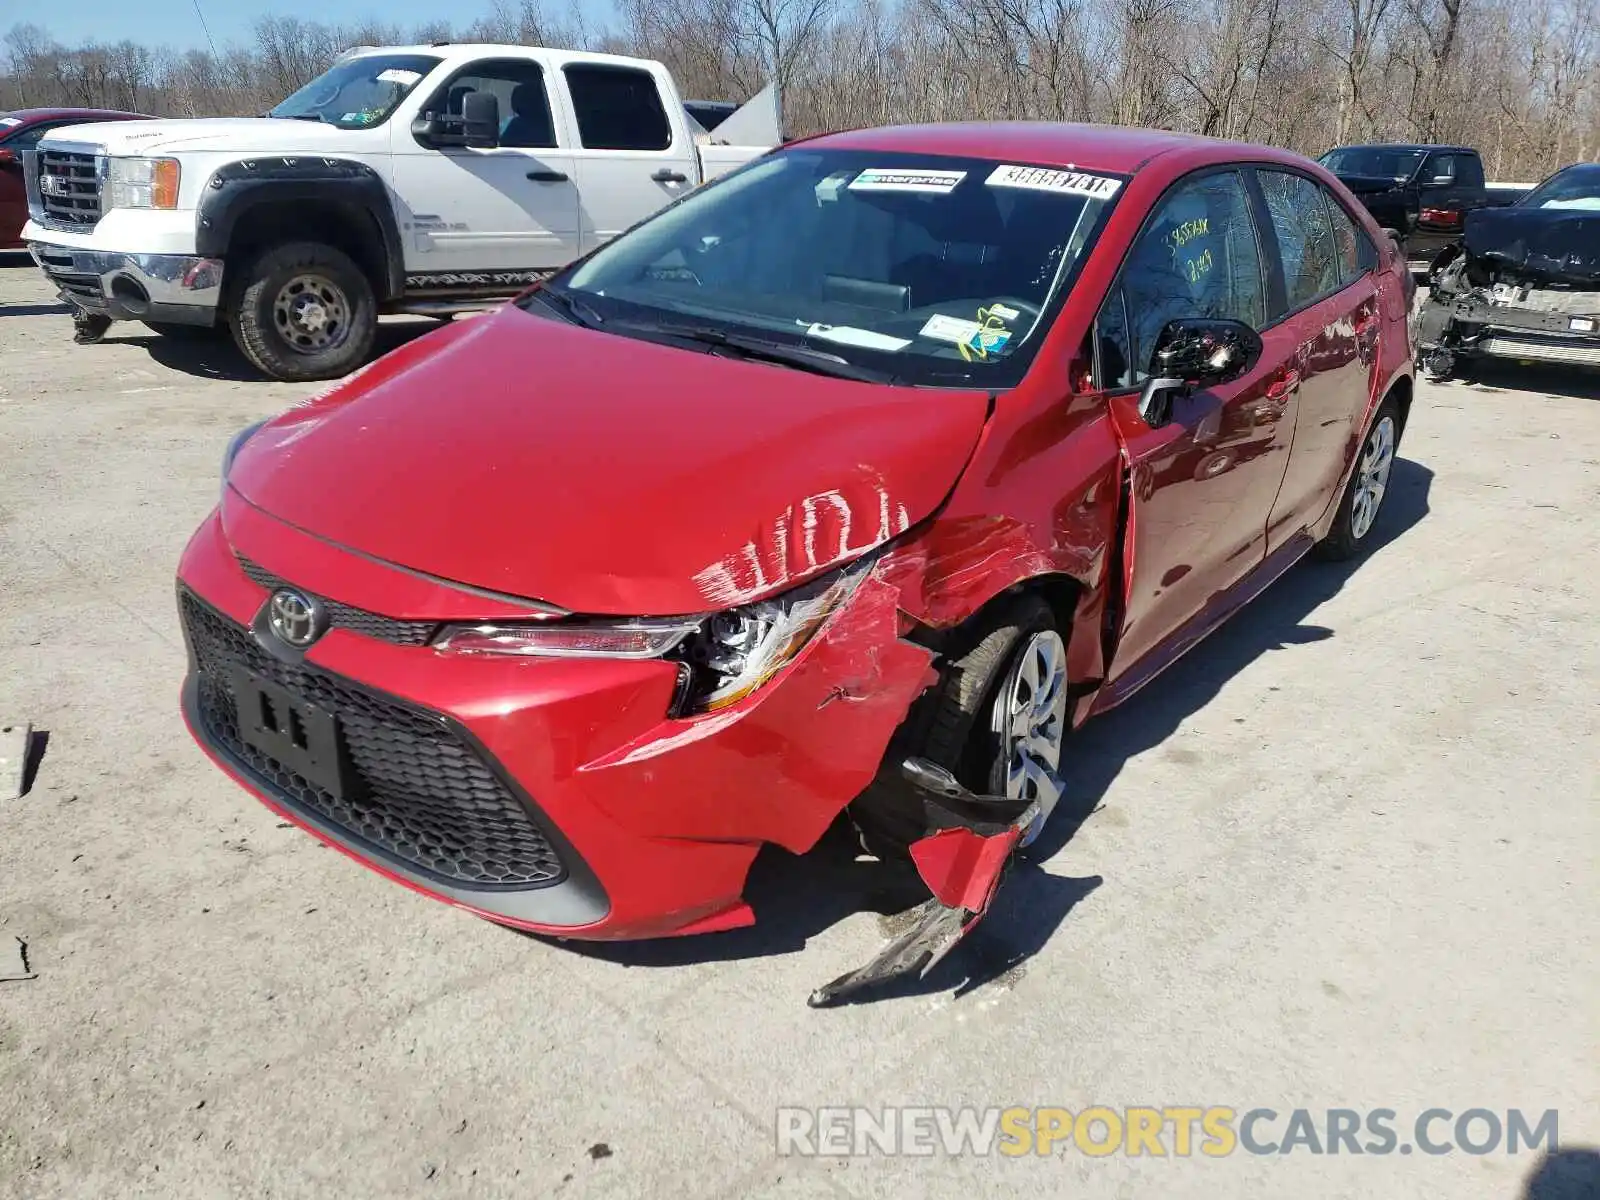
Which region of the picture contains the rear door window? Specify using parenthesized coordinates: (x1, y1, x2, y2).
(1323, 193, 1375, 283)
(563, 64, 672, 151)
(1257, 170, 1342, 311)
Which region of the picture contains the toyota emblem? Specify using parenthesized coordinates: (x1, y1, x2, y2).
(268, 589, 322, 648)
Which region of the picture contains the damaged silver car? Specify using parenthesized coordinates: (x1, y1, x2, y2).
(1414, 162, 1600, 380)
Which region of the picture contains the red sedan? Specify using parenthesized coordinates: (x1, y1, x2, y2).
(0, 108, 149, 248)
(178, 124, 1413, 989)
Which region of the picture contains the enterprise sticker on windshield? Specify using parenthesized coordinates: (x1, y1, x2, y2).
(377, 68, 423, 85)
(986, 165, 1121, 199)
(850, 168, 967, 194)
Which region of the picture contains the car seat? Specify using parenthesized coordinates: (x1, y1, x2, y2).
(501, 82, 555, 148)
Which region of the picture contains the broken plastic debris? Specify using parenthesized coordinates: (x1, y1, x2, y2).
(2, 937, 36, 984)
(1, 720, 31, 802)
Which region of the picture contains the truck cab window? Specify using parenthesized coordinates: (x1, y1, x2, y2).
(428, 61, 556, 149)
(563, 65, 671, 152)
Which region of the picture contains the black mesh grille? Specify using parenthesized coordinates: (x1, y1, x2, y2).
(237, 556, 439, 647)
(181, 589, 566, 888)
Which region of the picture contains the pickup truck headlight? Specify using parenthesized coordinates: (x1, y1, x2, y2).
(106, 157, 181, 210)
(432, 558, 871, 714)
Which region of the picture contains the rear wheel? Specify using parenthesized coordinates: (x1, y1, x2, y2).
(1315, 397, 1400, 561)
(850, 596, 1069, 858)
(229, 241, 376, 382)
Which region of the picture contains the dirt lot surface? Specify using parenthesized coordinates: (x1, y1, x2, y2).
(1, 256, 1596, 1199)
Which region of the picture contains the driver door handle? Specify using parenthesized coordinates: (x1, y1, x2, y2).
(652, 168, 688, 183)
(527, 170, 568, 182)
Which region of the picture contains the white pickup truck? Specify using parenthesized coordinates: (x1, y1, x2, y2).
(21, 44, 781, 380)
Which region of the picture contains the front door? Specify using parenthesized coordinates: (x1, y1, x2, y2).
(1094, 168, 1297, 683)
(389, 57, 581, 279)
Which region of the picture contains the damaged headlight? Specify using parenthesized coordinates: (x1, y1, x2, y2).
(432, 557, 872, 715)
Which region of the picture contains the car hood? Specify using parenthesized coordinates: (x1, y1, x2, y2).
(1463, 205, 1600, 286)
(227, 308, 991, 615)
(39, 117, 369, 155)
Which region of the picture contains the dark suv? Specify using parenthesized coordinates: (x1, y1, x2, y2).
(1317, 144, 1506, 266)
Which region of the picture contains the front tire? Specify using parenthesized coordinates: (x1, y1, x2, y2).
(1315, 397, 1400, 561)
(229, 241, 377, 382)
(850, 596, 1069, 858)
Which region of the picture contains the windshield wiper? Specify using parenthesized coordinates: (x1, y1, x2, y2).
(271, 112, 326, 122)
(635, 322, 896, 383)
(528, 284, 606, 329)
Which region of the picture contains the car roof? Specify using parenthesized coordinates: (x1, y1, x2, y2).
(1330, 142, 1475, 154)
(1, 107, 148, 122)
(794, 122, 1310, 175)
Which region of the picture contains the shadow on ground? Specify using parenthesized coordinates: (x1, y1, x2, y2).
(1449, 359, 1600, 402)
(1522, 1147, 1600, 1200)
(555, 457, 1436, 1001)
(121, 321, 441, 383)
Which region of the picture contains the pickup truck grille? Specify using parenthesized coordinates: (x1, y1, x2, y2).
(37, 150, 102, 226)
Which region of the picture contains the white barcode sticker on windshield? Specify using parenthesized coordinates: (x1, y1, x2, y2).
(0, 117, 21, 127)
(377, 68, 423, 85)
(807, 324, 912, 351)
(986, 165, 1121, 200)
(850, 169, 967, 194)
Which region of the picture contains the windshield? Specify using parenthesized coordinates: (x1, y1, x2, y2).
(1519, 164, 1600, 211)
(269, 53, 440, 129)
(536, 149, 1125, 387)
(1318, 148, 1426, 181)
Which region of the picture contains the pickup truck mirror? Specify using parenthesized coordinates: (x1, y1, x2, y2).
(412, 92, 500, 150)
(1425, 174, 1454, 186)
(460, 92, 500, 149)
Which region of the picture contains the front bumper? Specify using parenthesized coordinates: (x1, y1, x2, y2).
(1416, 291, 1600, 368)
(27, 241, 222, 325)
(176, 504, 936, 940)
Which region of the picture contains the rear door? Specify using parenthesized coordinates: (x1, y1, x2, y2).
(1095, 168, 1299, 682)
(389, 56, 581, 277)
(1254, 169, 1380, 546)
(560, 62, 697, 254)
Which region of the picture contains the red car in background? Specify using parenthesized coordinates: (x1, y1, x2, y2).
(0, 108, 150, 248)
(178, 124, 1414, 1000)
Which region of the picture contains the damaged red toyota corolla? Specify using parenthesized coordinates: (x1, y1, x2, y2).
(177, 124, 1414, 1001)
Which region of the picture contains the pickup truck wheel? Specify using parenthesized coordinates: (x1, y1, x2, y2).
(141, 320, 224, 340)
(850, 596, 1068, 859)
(1315, 397, 1400, 561)
(229, 242, 376, 382)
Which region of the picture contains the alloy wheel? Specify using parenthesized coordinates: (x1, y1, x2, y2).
(996, 628, 1069, 848)
(1350, 415, 1396, 540)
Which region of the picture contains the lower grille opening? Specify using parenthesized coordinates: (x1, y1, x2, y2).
(181, 589, 566, 889)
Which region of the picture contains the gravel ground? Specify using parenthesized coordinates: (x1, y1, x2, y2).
(1, 254, 1596, 1200)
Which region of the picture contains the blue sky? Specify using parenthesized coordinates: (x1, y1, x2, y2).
(13, 1, 621, 52)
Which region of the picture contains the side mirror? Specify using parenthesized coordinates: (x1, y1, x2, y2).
(1426, 174, 1453, 186)
(1138, 318, 1263, 427)
(461, 92, 500, 149)
(411, 92, 500, 149)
